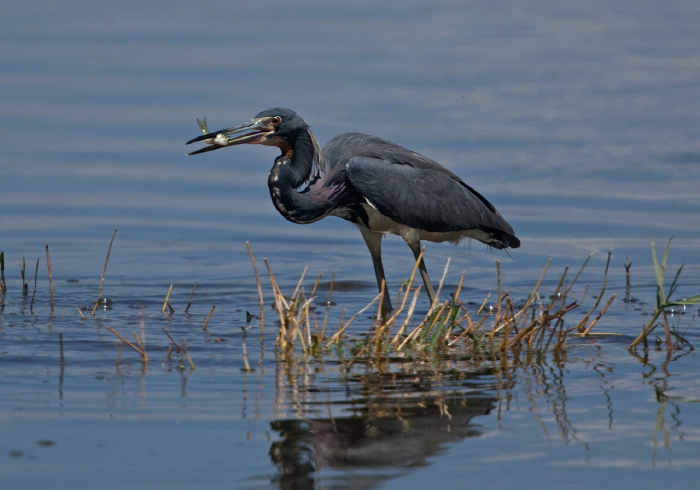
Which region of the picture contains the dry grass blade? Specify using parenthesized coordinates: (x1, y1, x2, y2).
(241, 341, 253, 372)
(20, 256, 28, 296)
(162, 328, 196, 370)
(578, 294, 617, 336)
(264, 260, 288, 315)
(45, 245, 55, 314)
(162, 284, 174, 313)
(180, 338, 196, 370)
(432, 257, 451, 307)
(264, 258, 317, 353)
(185, 282, 197, 314)
(92, 229, 117, 316)
(246, 242, 266, 332)
(325, 293, 382, 346)
(290, 265, 308, 300)
(574, 251, 612, 332)
(202, 305, 216, 331)
(390, 286, 422, 346)
(30, 257, 39, 312)
(104, 325, 148, 363)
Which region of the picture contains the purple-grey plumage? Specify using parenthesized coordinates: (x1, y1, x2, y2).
(186, 108, 519, 315)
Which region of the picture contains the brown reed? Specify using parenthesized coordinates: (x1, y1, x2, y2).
(255, 249, 618, 366)
(92, 229, 117, 315)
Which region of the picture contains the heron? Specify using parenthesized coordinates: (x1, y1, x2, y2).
(186, 108, 520, 315)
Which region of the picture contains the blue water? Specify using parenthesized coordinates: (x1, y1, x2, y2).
(2, 1, 700, 488)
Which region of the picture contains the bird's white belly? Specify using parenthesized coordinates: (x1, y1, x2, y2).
(356, 203, 492, 245)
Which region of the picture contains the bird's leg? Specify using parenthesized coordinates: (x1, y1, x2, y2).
(405, 238, 437, 305)
(359, 227, 393, 317)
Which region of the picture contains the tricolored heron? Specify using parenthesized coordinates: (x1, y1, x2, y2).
(186, 108, 519, 314)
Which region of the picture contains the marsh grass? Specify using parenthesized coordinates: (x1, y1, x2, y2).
(19, 256, 29, 296)
(162, 284, 175, 313)
(250, 247, 620, 366)
(45, 245, 55, 314)
(91, 228, 117, 315)
(105, 322, 148, 364)
(246, 242, 266, 332)
(29, 257, 39, 312)
(202, 305, 216, 331)
(184, 282, 198, 314)
(162, 328, 196, 371)
(629, 238, 698, 360)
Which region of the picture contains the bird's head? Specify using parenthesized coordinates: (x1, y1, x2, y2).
(186, 108, 308, 155)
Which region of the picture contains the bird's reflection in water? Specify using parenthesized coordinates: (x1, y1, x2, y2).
(269, 371, 497, 489)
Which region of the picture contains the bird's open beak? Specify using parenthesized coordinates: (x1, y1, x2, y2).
(186, 117, 273, 156)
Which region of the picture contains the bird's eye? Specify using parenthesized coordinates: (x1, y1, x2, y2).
(272, 116, 282, 126)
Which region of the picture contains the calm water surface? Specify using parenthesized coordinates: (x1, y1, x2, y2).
(2, 1, 700, 488)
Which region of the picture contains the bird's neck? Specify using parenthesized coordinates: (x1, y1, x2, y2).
(268, 129, 331, 224)
(284, 129, 324, 187)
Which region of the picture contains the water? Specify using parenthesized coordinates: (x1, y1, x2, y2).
(2, 1, 700, 488)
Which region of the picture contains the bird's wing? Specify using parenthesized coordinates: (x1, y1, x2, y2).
(345, 156, 514, 237)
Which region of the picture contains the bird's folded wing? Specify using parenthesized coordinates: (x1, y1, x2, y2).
(345, 156, 509, 234)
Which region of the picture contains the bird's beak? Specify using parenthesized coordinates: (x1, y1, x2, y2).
(186, 117, 274, 156)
